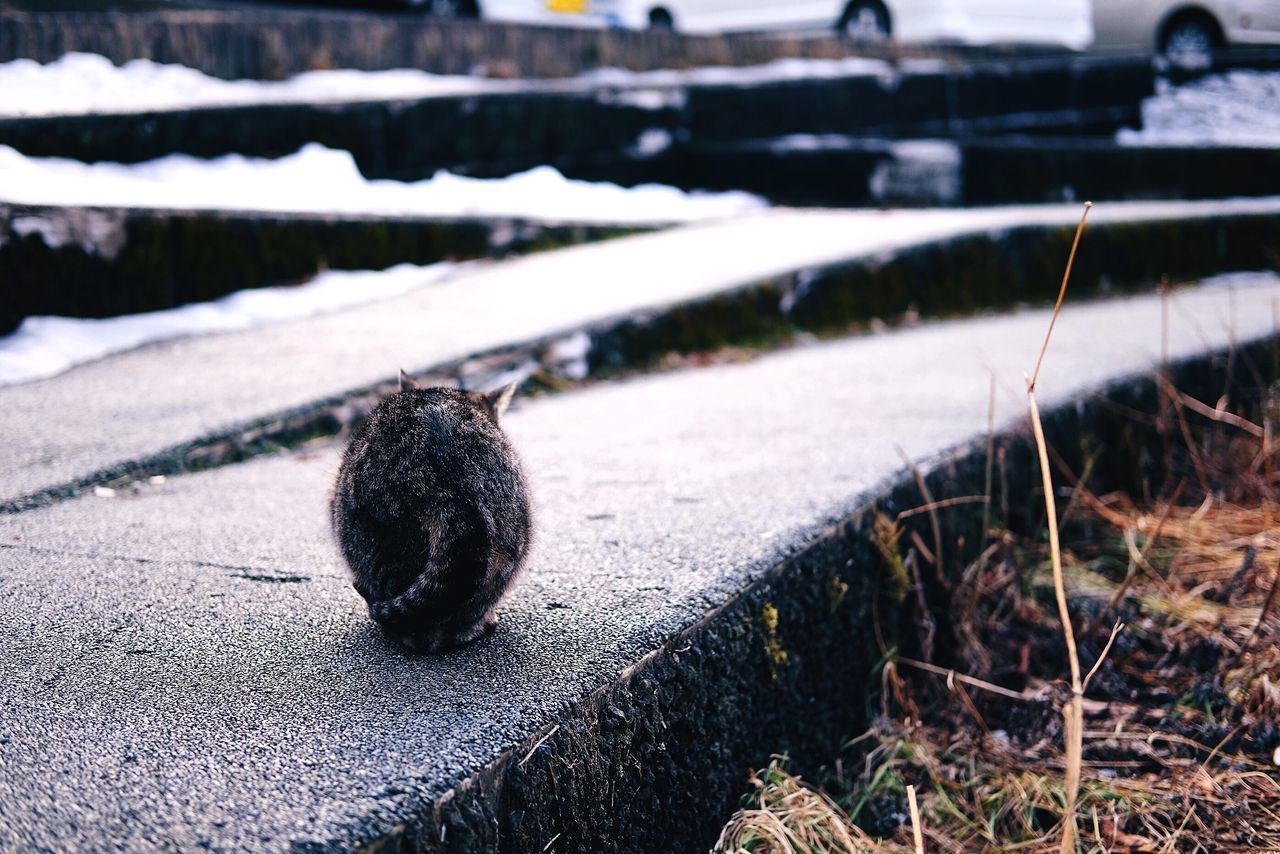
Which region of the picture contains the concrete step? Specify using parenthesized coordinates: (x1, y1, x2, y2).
(3, 198, 1279, 512)
(596, 137, 1280, 207)
(1, 278, 1276, 851)
(1, 202, 642, 336)
(0, 56, 1154, 181)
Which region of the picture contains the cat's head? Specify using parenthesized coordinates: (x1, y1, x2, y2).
(398, 369, 517, 423)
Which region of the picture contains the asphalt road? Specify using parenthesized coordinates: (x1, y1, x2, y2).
(1, 277, 1277, 849)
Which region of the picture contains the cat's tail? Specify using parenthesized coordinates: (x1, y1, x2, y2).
(368, 565, 448, 632)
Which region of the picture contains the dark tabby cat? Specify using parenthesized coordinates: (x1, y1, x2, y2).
(331, 372, 533, 653)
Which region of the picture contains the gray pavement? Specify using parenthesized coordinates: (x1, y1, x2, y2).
(1, 276, 1276, 849)
(4, 198, 1280, 508)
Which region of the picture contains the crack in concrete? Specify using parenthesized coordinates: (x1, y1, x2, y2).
(0, 540, 321, 581)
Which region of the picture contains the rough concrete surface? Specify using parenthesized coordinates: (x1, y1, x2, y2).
(1, 277, 1277, 850)
(3, 197, 1279, 508)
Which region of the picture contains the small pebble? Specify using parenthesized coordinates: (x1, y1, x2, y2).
(149, 475, 166, 484)
(93, 486, 116, 498)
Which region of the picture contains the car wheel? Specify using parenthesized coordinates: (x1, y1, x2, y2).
(424, 0, 478, 16)
(839, 1, 890, 41)
(1160, 14, 1220, 69)
(648, 7, 674, 30)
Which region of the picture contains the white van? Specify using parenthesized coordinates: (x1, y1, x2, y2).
(478, 0, 1094, 49)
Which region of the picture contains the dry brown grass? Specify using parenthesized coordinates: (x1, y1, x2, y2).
(717, 489, 1280, 853)
(715, 760, 887, 854)
(715, 209, 1280, 852)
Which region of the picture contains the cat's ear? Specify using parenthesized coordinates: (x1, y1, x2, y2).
(482, 382, 517, 419)
(399, 369, 420, 391)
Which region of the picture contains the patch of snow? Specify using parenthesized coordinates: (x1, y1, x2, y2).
(1197, 270, 1280, 289)
(596, 87, 685, 111)
(579, 57, 896, 88)
(1117, 72, 1280, 148)
(11, 216, 60, 246)
(888, 140, 962, 165)
(775, 136, 955, 160)
(8, 209, 129, 256)
(870, 139, 962, 206)
(0, 143, 765, 223)
(469, 359, 541, 393)
(0, 263, 458, 386)
(894, 0, 1092, 49)
(630, 128, 673, 158)
(0, 52, 510, 118)
(770, 134, 857, 153)
(898, 58, 950, 75)
(0, 52, 906, 119)
(546, 330, 592, 362)
(544, 331, 592, 380)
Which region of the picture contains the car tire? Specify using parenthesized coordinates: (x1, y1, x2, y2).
(648, 7, 674, 30)
(422, 0, 479, 16)
(839, 0, 890, 41)
(1159, 13, 1221, 69)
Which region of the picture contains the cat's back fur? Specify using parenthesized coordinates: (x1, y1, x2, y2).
(330, 378, 532, 653)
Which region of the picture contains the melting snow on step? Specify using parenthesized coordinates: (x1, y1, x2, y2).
(0, 263, 458, 387)
(0, 143, 765, 223)
(0, 52, 905, 118)
(0, 52, 511, 117)
(1117, 71, 1280, 148)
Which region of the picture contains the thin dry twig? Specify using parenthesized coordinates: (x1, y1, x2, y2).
(1083, 620, 1125, 692)
(1029, 388, 1085, 854)
(519, 725, 559, 767)
(896, 495, 989, 522)
(983, 372, 998, 552)
(907, 784, 925, 854)
(1026, 200, 1091, 853)
(1156, 374, 1264, 438)
(1239, 557, 1280, 654)
(909, 529, 936, 568)
(1172, 391, 1213, 493)
(906, 551, 937, 664)
(1224, 544, 1259, 600)
(1057, 452, 1100, 534)
(1029, 202, 1092, 392)
(898, 446, 947, 584)
(895, 656, 1036, 702)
